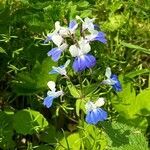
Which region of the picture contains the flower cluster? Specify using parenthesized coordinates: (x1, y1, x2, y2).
(43, 16, 122, 125)
(45, 16, 107, 72)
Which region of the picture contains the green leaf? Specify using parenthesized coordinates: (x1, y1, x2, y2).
(101, 121, 149, 150)
(56, 133, 81, 150)
(111, 82, 136, 118)
(34, 58, 57, 89)
(102, 15, 127, 31)
(12, 58, 57, 95)
(83, 123, 107, 150)
(40, 124, 56, 144)
(121, 42, 150, 54)
(13, 109, 48, 135)
(12, 72, 38, 95)
(77, 1, 89, 8)
(125, 69, 150, 79)
(111, 79, 149, 131)
(80, 10, 92, 18)
(76, 99, 81, 116)
(135, 88, 150, 116)
(67, 81, 80, 98)
(0, 47, 6, 54)
(0, 111, 15, 149)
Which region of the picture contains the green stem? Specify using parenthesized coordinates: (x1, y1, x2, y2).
(78, 72, 85, 127)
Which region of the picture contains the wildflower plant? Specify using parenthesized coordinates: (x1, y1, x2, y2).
(43, 15, 121, 127)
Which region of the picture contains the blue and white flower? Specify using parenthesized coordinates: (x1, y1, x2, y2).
(44, 21, 62, 43)
(76, 16, 106, 44)
(58, 20, 78, 36)
(102, 67, 122, 92)
(43, 81, 63, 108)
(76, 16, 95, 33)
(69, 39, 96, 72)
(47, 41, 68, 61)
(49, 59, 70, 76)
(85, 30, 107, 44)
(85, 98, 107, 125)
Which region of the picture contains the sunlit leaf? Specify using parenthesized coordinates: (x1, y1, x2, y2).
(13, 109, 48, 135)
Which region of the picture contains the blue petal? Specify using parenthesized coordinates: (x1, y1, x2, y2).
(47, 48, 62, 62)
(94, 24, 100, 30)
(111, 74, 122, 92)
(73, 54, 96, 72)
(44, 35, 52, 43)
(69, 20, 77, 29)
(73, 56, 86, 72)
(49, 65, 64, 74)
(49, 69, 58, 74)
(85, 108, 107, 125)
(94, 32, 107, 44)
(97, 108, 108, 121)
(43, 96, 54, 108)
(86, 111, 98, 124)
(84, 54, 96, 69)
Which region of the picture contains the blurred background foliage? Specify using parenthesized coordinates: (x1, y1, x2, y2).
(0, 0, 150, 149)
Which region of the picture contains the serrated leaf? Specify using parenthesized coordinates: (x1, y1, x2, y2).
(111, 81, 136, 118)
(111, 78, 149, 131)
(13, 109, 48, 135)
(101, 121, 149, 150)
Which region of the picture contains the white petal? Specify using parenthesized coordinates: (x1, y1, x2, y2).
(47, 81, 56, 91)
(82, 17, 95, 31)
(47, 90, 63, 98)
(52, 66, 66, 76)
(85, 101, 96, 111)
(102, 79, 112, 85)
(60, 28, 70, 37)
(52, 34, 63, 47)
(59, 43, 68, 51)
(105, 67, 112, 79)
(55, 21, 61, 31)
(95, 98, 105, 107)
(69, 45, 79, 57)
(55, 90, 63, 97)
(79, 39, 91, 54)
